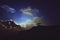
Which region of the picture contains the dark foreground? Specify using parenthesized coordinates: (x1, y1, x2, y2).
(0, 26, 60, 40)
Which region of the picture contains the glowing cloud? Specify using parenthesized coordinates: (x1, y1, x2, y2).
(18, 17, 47, 30)
(20, 6, 39, 16)
(20, 7, 33, 16)
(33, 17, 47, 26)
(1, 5, 16, 13)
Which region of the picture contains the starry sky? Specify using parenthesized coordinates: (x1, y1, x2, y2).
(0, 0, 60, 25)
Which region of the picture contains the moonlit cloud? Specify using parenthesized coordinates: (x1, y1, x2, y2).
(20, 7, 39, 16)
(19, 17, 46, 30)
(20, 7, 33, 16)
(19, 19, 36, 30)
(1, 5, 16, 13)
(33, 17, 47, 26)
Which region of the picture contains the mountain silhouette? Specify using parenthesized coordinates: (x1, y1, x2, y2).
(0, 19, 22, 32)
(0, 19, 60, 40)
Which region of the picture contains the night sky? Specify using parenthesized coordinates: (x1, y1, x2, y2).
(0, 0, 60, 25)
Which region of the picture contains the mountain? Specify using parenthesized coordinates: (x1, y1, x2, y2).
(0, 19, 60, 40)
(0, 19, 22, 31)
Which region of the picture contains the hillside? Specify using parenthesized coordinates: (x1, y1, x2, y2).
(0, 20, 60, 40)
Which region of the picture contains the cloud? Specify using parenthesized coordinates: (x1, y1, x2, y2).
(20, 19, 36, 30)
(20, 7, 39, 16)
(1, 5, 16, 13)
(19, 17, 47, 30)
(20, 7, 33, 16)
(33, 17, 47, 26)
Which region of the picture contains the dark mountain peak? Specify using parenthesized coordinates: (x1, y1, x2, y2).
(0, 19, 22, 32)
